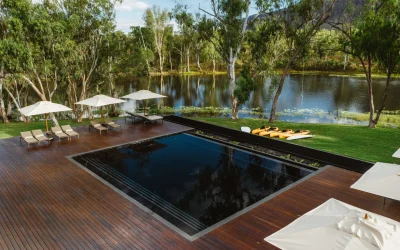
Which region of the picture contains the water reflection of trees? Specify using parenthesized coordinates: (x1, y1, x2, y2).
(174, 146, 301, 226)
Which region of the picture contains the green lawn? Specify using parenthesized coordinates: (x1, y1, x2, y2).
(0, 118, 120, 139)
(192, 117, 400, 164)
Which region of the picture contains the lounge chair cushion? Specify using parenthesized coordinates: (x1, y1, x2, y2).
(146, 115, 163, 121)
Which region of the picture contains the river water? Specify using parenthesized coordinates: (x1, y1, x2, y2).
(115, 74, 400, 124)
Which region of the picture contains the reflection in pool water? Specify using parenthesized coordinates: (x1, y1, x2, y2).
(72, 133, 313, 237)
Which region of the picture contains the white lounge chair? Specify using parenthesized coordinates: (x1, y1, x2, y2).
(136, 114, 163, 126)
(20, 131, 39, 147)
(125, 111, 145, 123)
(51, 126, 70, 141)
(89, 121, 108, 134)
(61, 125, 80, 140)
(32, 129, 52, 144)
(104, 118, 122, 132)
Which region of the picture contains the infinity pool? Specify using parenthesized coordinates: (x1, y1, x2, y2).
(71, 133, 313, 239)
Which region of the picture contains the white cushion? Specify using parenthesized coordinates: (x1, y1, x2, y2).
(25, 136, 33, 139)
(66, 129, 73, 132)
(93, 124, 100, 127)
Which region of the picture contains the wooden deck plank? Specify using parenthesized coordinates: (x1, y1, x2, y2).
(0, 120, 398, 249)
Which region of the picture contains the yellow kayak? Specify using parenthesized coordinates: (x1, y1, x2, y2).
(279, 130, 310, 139)
(251, 126, 270, 134)
(259, 127, 279, 136)
(270, 129, 293, 138)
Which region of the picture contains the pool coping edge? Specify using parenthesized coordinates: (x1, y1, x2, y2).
(66, 131, 331, 242)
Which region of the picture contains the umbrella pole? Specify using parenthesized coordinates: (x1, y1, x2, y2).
(45, 113, 49, 132)
(101, 106, 104, 123)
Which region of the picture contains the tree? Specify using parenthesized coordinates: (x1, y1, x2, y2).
(331, 0, 400, 128)
(199, 0, 253, 119)
(0, 0, 31, 123)
(173, 4, 196, 73)
(144, 5, 170, 75)
(234, 67, 257, 107)
(129, 26, 154, 75)
(202, 40, 221, 72)
(257, 0, 337, 122)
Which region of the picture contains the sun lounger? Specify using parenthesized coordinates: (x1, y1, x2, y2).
(125, 111, 145, 123)
(104, 118, 122, 131)
(61, 125, 80, 139)
(31, 129, 52, 144)
(20, 131, 39, 147)
(136, 114, 163, 126)
(89, 121, 108, 134)
(51, 126, 70, 141)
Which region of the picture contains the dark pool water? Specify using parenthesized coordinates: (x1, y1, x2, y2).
(72, 133, 313, 236)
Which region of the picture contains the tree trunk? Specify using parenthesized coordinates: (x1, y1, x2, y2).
(269, 61, 292, 123)
(7, 95, 12, 115)
(212, 59, 216, 73)
(370, 70, 392, 128)
(169, 52, 173, 71)
(228, 58, 238, 119)
(364, 56, 375, 128)
(186, 49, 190, 72)
(77, 80, 87, 122)
(159, 52, 163, 75)
(0, 80, 9, 123)
(196, 52, 202, 72)
(0, 65, 9, 123)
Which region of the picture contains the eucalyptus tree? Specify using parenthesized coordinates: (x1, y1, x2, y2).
(144, 5, 170, 75)
(173, 4, 196, 72)
(202, 40, 221, 72)
(331, 0, 400, 128)
(129, 26, 155, 76)
(0, 0, 31, 123)
(61, 0, 120, 121)
(164, 25, 174, 71)
(199, 0, 254, 119)
(257, 0, 337, 122)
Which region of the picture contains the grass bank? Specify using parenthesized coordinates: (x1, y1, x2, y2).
(0, 118, 120, 139)
(192, 117, 400, 164)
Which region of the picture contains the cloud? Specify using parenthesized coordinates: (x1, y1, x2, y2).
(115, 0, 150, 11)
(116, 18, 144, 33)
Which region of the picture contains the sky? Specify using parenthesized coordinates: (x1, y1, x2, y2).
(115, 0, 209, 33)
(31, 0, 258, 33)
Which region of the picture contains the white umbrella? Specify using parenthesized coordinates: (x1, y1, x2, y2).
(75, 94, 126, 122)
(351, 162, 400, 202)
(265, 198, 400, 250)
(18, 101, 72, 131)
(121, 90, 166, 116)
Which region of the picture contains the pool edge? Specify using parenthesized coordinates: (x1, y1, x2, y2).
(66, 130, 330, 242)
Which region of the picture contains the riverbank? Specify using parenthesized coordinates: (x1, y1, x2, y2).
(2, 117, 399, 164)
(191, 117, 400, 164)
(145, 69, 399, 78)
(153, 107, 400, 127)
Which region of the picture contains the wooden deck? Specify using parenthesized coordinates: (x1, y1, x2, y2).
(0, 120, 399, 249)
